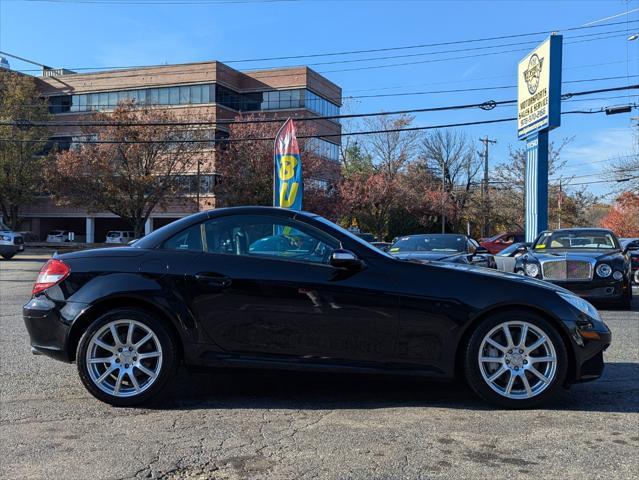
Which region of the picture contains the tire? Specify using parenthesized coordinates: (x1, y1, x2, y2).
(634, 270, 639, 285)
(463, 311, 568, 409)
(1, 253, 15, 260)
(616, 283, 633, 310)
(76, 308, 178, 407)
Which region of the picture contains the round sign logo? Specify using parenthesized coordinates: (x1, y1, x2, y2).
(523, 54, 544, 95)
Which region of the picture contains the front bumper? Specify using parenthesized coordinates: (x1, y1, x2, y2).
(0, 244, 23, 255)
(23, 296, 89, 363)
(546, 278, 625, 302)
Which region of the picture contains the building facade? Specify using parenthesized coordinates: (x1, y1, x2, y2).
(20, 61, 341, 242)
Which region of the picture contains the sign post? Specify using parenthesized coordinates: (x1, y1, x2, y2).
(518, 34, 562, 242)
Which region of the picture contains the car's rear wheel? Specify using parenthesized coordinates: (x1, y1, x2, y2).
(1, 253, 15, 260)
(464, 312, 568, 408)
(77, 308, 177, 406)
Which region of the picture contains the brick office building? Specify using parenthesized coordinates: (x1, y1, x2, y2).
(19, 61, 341, 242)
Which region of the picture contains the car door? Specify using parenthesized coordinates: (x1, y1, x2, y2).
(182, 214, 399, 365)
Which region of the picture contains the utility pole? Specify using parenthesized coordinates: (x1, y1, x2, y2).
(441, 157, 446, 234)
(479, 137, 497, 238)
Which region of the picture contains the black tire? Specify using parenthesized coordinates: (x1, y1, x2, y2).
(616, 283, 633, 310)
(76, 308, 178, 407)
(1, 253, 15, 260)
(463, 311, 568, 409)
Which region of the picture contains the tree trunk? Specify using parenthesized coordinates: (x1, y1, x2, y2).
(9, 204, 19, 231)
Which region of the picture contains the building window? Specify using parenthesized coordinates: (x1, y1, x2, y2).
(47, 84, 340, 120)
(48, 95, 72, 114)
(305, 137, 340, 163)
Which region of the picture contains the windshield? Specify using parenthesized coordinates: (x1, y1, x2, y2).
(107, 232, 120, 237)
(534, 230, 620, 250)
(391, 234, 466, 253)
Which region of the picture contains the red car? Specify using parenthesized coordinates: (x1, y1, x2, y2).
(480, 232, 525, 254)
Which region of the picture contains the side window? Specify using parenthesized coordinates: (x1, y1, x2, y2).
(203, 215, 338, 264)
(161, 224, 203, 251)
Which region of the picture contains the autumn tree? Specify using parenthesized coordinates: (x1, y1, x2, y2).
(338, 115, 423, 240)
(419, 130, 481, 233)
(0, 71, 51, 229)
(600, 191, 639, 237)
(49, 102, 205, 237)
(215, 113, 340, 218)
(491, 138, 575, 232)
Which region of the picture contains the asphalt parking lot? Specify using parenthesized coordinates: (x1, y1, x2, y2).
(1, 254, 638, 480)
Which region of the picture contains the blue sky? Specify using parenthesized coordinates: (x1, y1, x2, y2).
(1, 0, 637, 198)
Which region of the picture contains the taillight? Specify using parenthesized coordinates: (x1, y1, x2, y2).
(33, 259, 70, 295)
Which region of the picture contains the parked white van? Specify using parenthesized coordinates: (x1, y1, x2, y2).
(0, 220, 25, 260)
(106, 231, 135, 244)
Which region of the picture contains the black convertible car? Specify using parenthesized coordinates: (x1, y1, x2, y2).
(389, 234, 496, 269)
(515, 228, 636, 308)
(24, 207, 610, 408)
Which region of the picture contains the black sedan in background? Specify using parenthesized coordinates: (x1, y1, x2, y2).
(24, 207, 610, 408)
(515, 228, 635, 308)
(620, 238, 639, 284)
(389, 234, 496, 269)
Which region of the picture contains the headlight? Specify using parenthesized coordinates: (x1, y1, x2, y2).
(613, 271, 623, 281)
(596, 264, 612, 278)
(0, 235, 11, 241)
(557, 291, 601, 321)
(524, 263, 540, 277)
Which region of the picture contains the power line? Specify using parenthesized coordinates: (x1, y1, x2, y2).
(1, 102, 636, 145)
(8, 75, 639, 112)
(5, 19, 638, 78)
(5, 83, 637, 128)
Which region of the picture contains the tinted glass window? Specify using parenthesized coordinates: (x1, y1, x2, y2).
(391, 235, 467, 253)
(203, 215, 338, 264)
(161, 224, 203, 251)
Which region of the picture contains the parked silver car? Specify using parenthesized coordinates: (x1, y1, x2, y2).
(0, 221, 25, 260)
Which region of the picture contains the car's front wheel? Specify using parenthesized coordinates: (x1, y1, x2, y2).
(464, 312, 568, 408)
(1, 253, 15, 260)
(76, 308, 177, 406)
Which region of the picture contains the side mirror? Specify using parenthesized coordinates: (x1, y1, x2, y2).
(516, 245, 529, 254)
(330, 249, 362, 269)
(475, 246, 489, 254)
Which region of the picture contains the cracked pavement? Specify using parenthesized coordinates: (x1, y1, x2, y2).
(1, 255, 638, 479)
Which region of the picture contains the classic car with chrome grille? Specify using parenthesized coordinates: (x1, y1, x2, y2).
(515, 228, 635, 309)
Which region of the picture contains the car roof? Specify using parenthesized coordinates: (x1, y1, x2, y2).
(133, 207, 322, 249)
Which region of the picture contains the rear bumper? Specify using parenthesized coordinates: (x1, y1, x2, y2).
(23, 296, 89, 363)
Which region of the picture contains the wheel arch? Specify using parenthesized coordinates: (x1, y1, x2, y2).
(454, 304, 576, 383)
(67, 296, 185, 363)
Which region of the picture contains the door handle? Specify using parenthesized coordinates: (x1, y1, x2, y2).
(194, 273, 232, 288)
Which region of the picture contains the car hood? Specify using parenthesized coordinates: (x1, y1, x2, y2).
(392, 251, 464, 261)
(528, 249, 622, 261)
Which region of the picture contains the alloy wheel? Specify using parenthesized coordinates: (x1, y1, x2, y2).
(85, 319, 163, 398)
(478, 321, 558, 400)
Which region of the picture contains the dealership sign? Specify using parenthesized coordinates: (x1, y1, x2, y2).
(517, 35, 563, 139)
